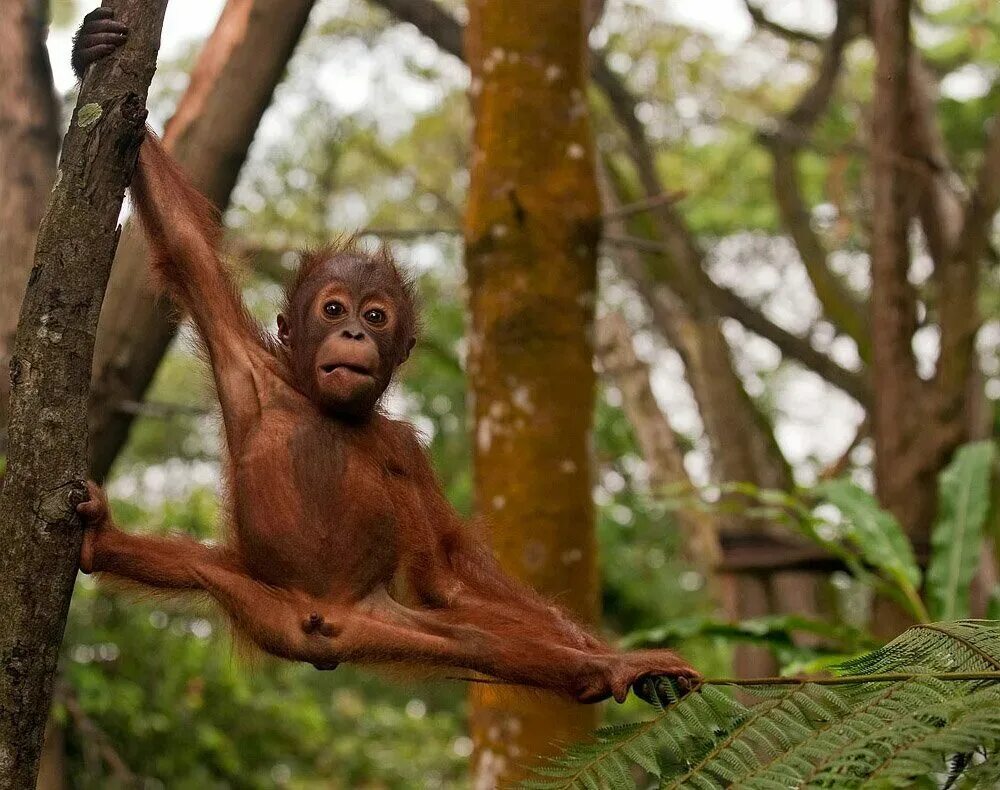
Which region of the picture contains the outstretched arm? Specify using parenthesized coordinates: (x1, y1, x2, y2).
(130, 133, 268, 410)
(72, 9, 268, 440)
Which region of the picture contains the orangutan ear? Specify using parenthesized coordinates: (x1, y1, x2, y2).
(401, 336, 417, 363)
(277, 313, 292, 347)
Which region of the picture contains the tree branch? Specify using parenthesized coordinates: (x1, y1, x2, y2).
(602, 235, 869, 402)
(0, 2, 167, 784)
(932, 109, 1000, 442)
(599, 160, 793, 489)
(743, 0, 824, 45)
(870, 0, 935, 538)
(759, 1, 870, 358)
(369, 0, 462, 58)
(0, 0, 61, 443)
(55, 681, 137, 786)
(957, 110, 1000, 272)
(596, 312, 723, 578)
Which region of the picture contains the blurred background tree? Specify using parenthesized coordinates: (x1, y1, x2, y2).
(0, 0, 997, 786)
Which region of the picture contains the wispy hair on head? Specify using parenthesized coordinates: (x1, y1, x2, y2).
(282, 234, 419, 340)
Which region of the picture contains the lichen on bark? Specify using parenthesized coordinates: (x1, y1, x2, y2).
(463, 1, 602, 785)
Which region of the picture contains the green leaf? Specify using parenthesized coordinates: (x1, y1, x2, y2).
(815, 479, 921, 590)
(927, 441, 997, 621)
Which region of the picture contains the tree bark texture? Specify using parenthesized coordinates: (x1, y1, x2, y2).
(0, 2, 167, 785)
(88, 0, 317, 480)
(0, 0, 60, 445)
(869, 0, 934, 539)
(464, 1, 602, 784)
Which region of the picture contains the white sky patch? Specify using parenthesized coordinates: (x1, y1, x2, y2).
(49, 0, 226, 94)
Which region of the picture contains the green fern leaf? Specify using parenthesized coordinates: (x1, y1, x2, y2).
(927, 441, 996, 621)
(524, 621, 1000, 790)
(619, 735, 661, 777)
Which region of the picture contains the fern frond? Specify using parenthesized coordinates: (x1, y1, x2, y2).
(524, 621, 1000, 789)
(836, 621, 1000, 676)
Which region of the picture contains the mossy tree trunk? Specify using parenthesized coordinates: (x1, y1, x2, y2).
(0, 2, 166, 785)
(464, 1, 602, 785)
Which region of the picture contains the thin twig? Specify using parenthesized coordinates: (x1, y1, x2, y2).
(116, 399, 210, 418)
(602, 191, 686, 221)
(703, 671, 1000, 687)
(359, 227, 460, 238)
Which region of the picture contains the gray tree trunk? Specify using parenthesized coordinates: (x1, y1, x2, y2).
(0, 2, 167, 785)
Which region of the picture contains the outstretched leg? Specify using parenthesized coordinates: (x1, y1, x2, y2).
(192, 564, 681, 703)
(77, 481, 233, 588)
(441, 531, 699, 699)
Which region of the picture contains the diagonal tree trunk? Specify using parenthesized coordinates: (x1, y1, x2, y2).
(88, 0, 317, 480)
(593, 58, 792, 493)
(0, 2, 167, 784)
(464, 1, 602, 784)
(760, 1, 870, 360)
(0, 0, 60, 446)
(596, 311, 723, 583)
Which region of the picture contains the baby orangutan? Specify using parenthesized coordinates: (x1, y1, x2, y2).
(72, 9, 697, 705)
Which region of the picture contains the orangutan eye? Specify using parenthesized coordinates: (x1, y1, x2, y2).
(323, 301, 345, 317)
(364, 308, 387, 325)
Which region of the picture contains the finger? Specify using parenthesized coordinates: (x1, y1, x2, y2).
(76, 501, 102, 518)
(84, 20, 129, 35)
(633, 676, 658, 705)
(302, 613, 323, 634)
(81, 32, 128, 48)
(83, 7, 114, 22)
(78, 44, 118, 63)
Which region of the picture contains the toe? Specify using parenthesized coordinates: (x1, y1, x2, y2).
(302, 612, 323, 634)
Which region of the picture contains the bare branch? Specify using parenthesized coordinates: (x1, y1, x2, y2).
(708, 285, 870, 403)
(743, 0, 823, 45)
(368, 0, 462, 58)
(599, 161, 793, 489)
(0, 0, 60, 438)
(56, 682, 137, 786)
(603, 235, 869, 401)
(956, 111, 1000, 277)
(870, 0, 935, 537)
(906, 57, 965, 268)
(759, 1, 870, 357)
(602, 191, 686, 221)
(933, 111, 1000, 438)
